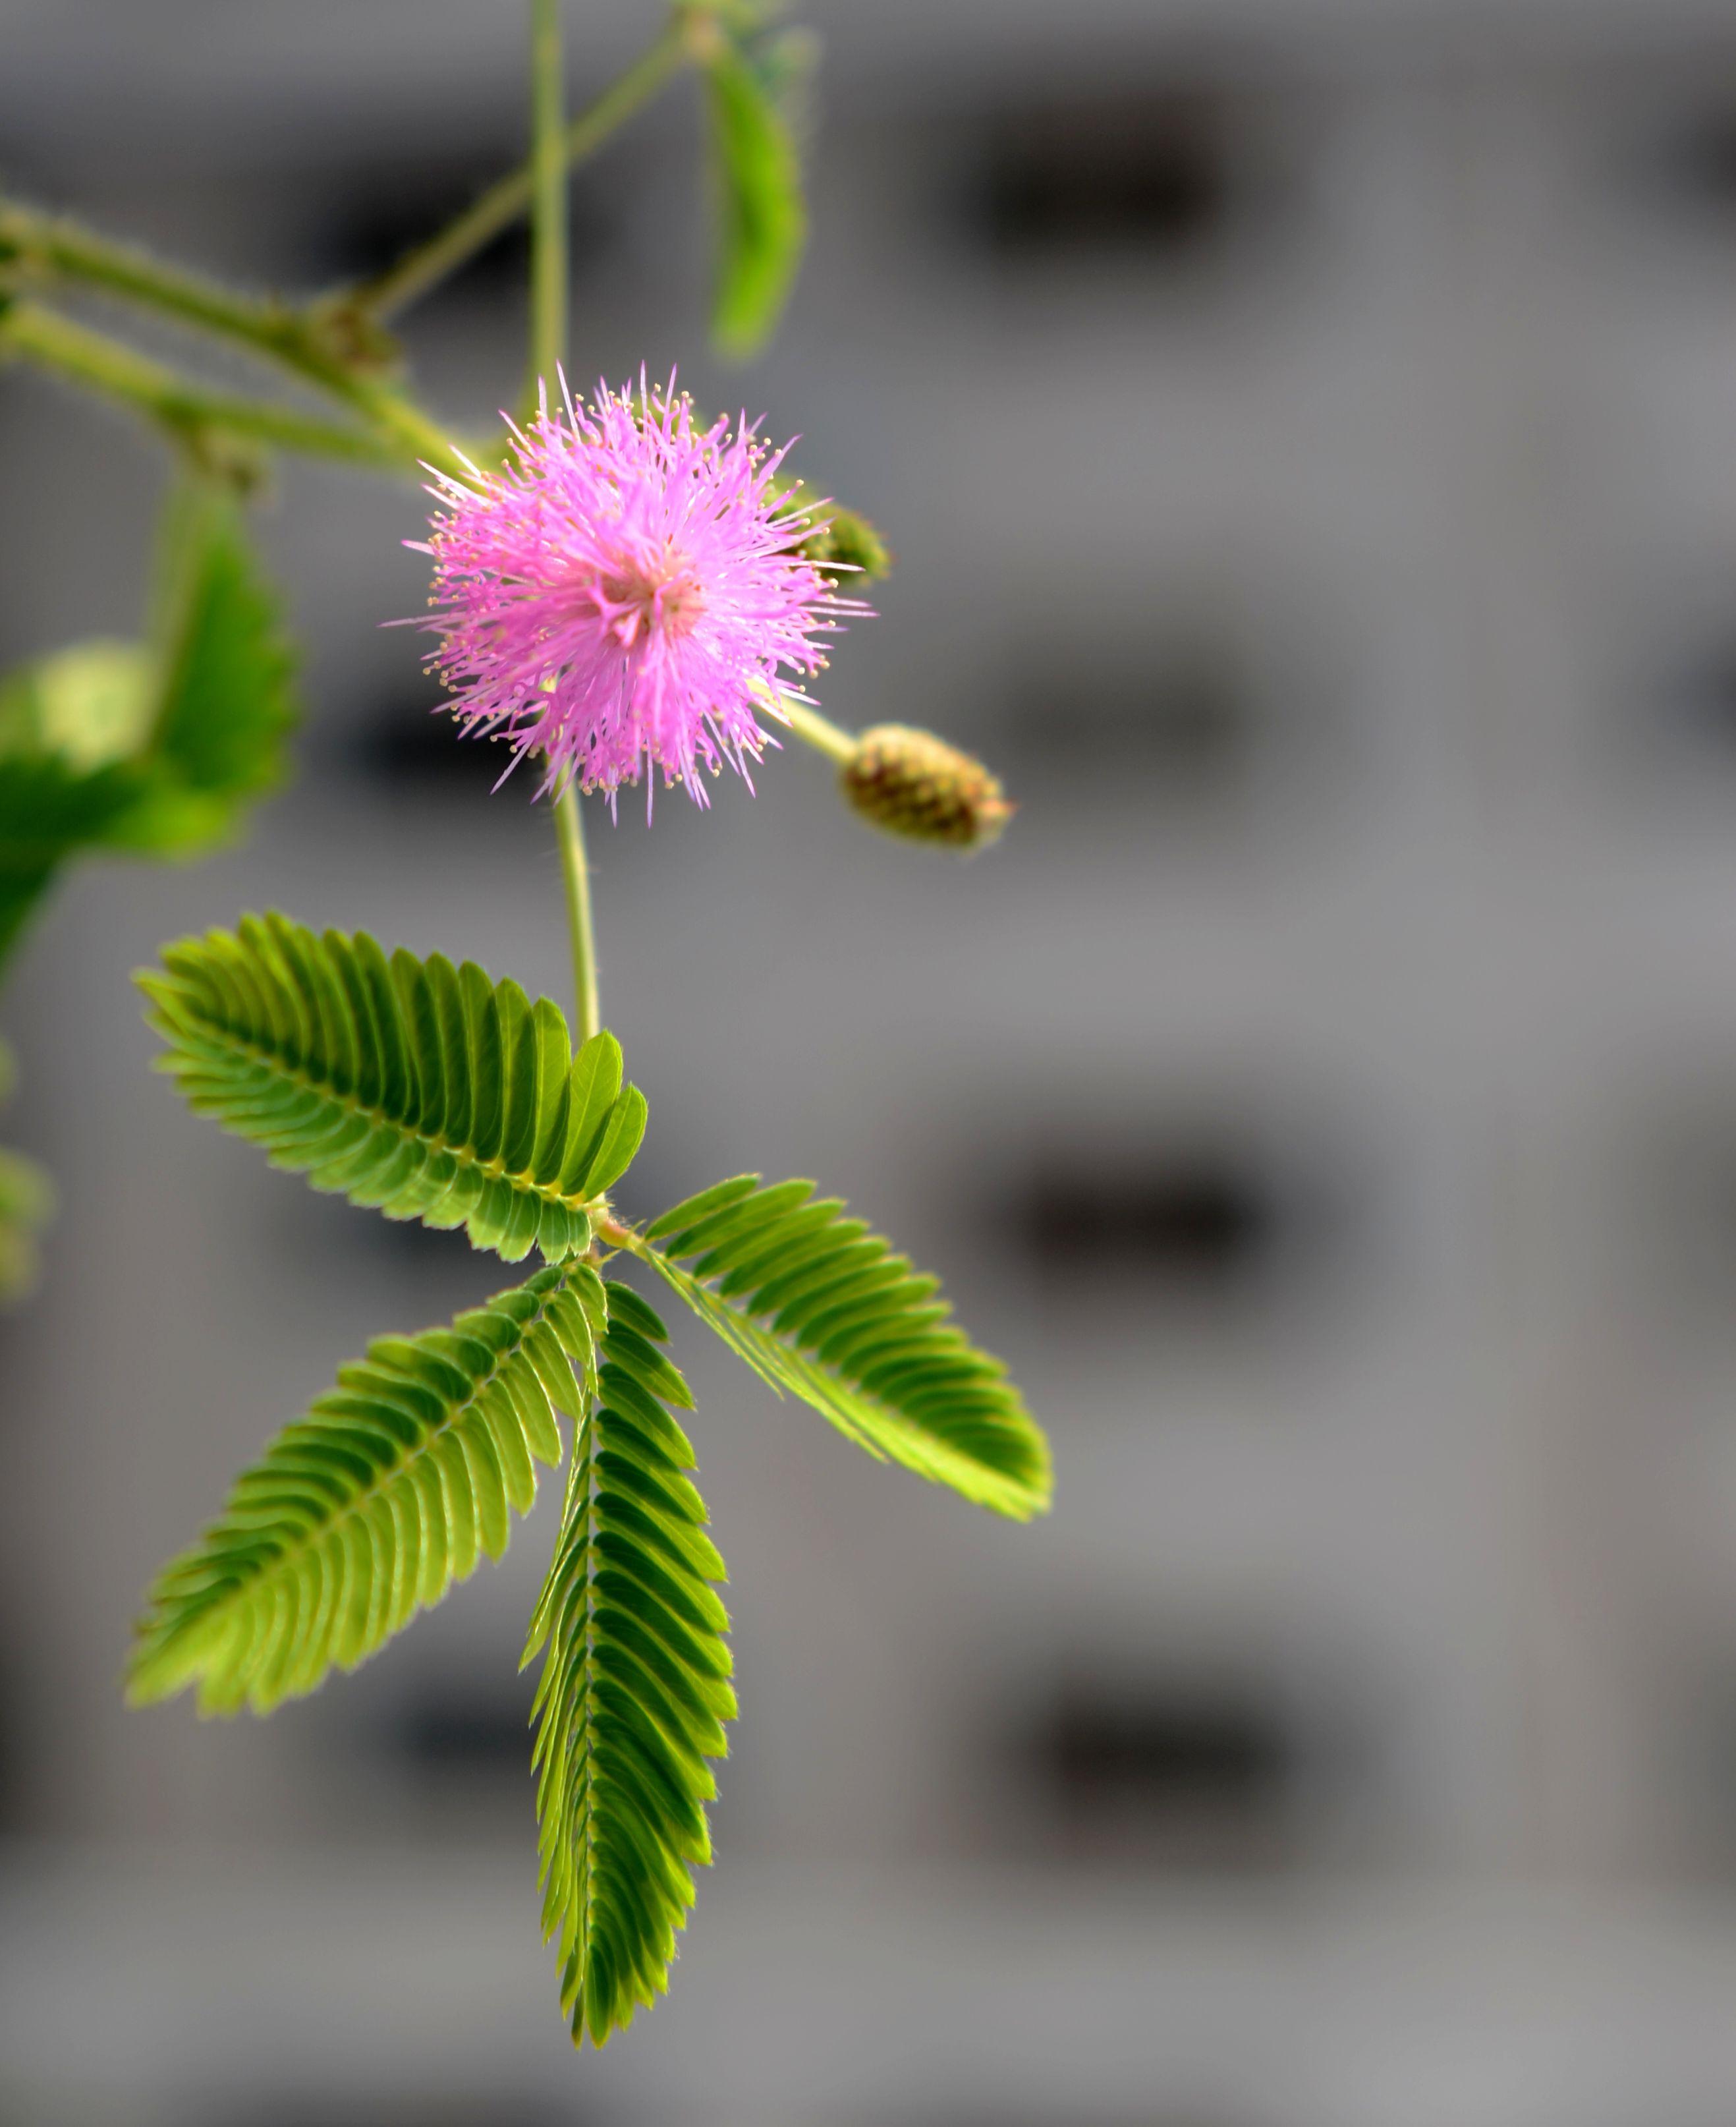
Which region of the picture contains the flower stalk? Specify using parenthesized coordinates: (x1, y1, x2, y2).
(771, 692, 857, 766)
(527, 0, 602, 1043)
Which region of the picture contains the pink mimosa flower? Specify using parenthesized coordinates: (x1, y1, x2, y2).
(411, 372, 867, 808)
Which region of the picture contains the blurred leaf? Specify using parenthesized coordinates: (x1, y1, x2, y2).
(0, 641, 155, 769)
(0, 754, 148, 968)
(132, 482, 298, 830)
(0, 1141, 53, 1301)
(704, 29, 810, 360)
(0, 1038, 53, 1303)
(0, 484, 298, 974)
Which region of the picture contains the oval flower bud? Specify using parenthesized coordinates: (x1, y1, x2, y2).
(840, 725, 1013, 850)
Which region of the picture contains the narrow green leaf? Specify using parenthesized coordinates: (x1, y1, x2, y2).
(127, 1261, 603, 1715)
(580, 1084, 648, 1199)
(704, 32, 808, 360)
(644, 1174, 760, 1245)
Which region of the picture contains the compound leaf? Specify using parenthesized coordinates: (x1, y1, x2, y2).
(526, 1280, 734, 2046)
(140, 914, 646, 1261)
(128, 1259, 605, 1715)
(634, 1177, 1051, 1521)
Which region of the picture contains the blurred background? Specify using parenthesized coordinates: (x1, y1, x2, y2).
(14, 0, 1736, 2119)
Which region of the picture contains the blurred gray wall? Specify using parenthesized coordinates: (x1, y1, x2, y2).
(13, 1, 1736, 2122)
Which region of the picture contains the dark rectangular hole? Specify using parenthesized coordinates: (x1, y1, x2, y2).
(976, 88, 1241, 258)
(1633, 99, 1736, 231)
(1008, 1154, 1279, 1294)
(348, 685, 520, 800)
(1003, 642, 1254, 795)
(1650, 640, 1736, 772)
(387, 1675, 537, 1781)
(293, 154, 613, 298)
(1015, 1678, 1297, 1870)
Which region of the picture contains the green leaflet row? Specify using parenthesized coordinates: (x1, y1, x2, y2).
(525, 1281, 734, 2045)
(140, 913, 647, 1261)
(634, 1174, 1051, 1521)
(128, 1259, 605, 1715)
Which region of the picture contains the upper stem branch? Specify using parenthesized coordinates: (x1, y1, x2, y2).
(0, 206, 467, 476)
(355, 15, 694, 325)
(527, 0, 570, 410)
(530, 0, 602, 1044)
(0, 299, 406, 474)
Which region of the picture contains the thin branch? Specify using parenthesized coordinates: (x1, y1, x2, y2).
(0, 300, 406, 472)
(350, 14, 695, 325)
(0, 204, 339, 378)
(527, 0, 570, 408)
(0, 204, 466, 474)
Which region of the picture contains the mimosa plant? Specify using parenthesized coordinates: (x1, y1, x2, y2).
(0, 0, 1051, 2048)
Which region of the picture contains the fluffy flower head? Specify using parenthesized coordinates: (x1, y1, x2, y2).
(414, 371, 866, 807)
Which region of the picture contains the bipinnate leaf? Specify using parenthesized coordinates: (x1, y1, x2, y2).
(0, 487, 298, 973)
(704, 28, 808, 360)
(525, 1280, 734, 2046)
(140, 913, 646, 1261)
(634, 1177, 1051, 1521)
(128, 1260, 605, 1715)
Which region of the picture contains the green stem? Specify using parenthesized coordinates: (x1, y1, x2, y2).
(529, 0, 600, 1043)
(354, 15, 694, 325)
(773, 693, 858, 766)
(0, 204, 467, 476)
(527, 0, 569, 411)
(0, 300, 406, 472)
(0, 204, 322, 372)
(555, 786, 601, 1044)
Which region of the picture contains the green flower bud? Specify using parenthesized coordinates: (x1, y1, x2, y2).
(799, 502, 891, 584)
(840, 725, 1013, 850)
